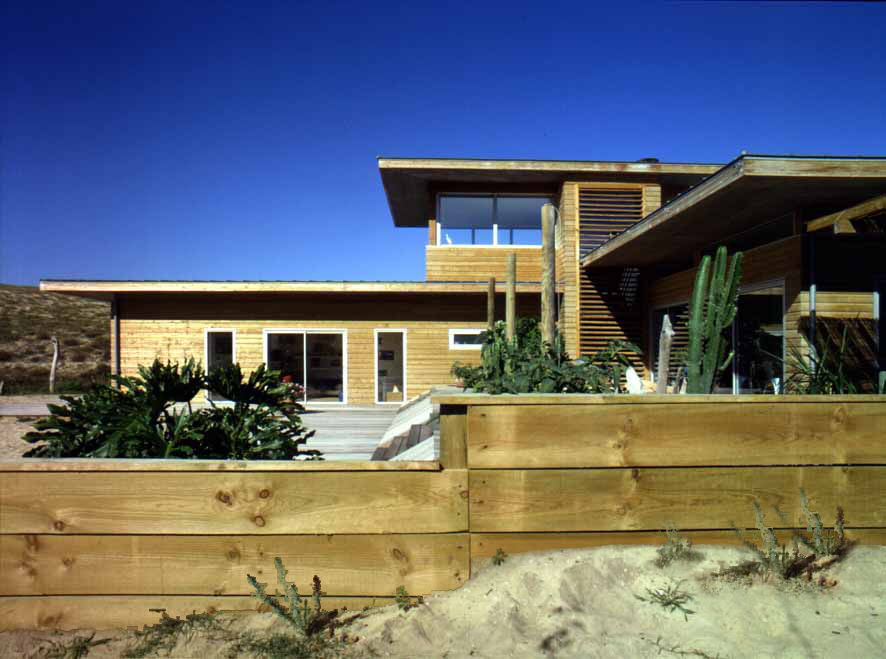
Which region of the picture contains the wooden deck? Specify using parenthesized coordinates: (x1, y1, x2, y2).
(0, 398, 397, 461)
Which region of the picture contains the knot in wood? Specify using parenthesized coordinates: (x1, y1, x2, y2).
(62, 557, 75, 568)
(53, 520, 65, 532)
(259, 489, 271, 499)
(253, 515, 266, 527)
(391, 548, 407, 562)
(216, 491, 233, 505)
(227, 549, 240, 561)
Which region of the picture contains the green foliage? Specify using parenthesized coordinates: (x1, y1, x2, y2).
(246, 558, 325, 635)
(452, 318, 642, 394)
(492, 548, 508, 566)
(797, 489, 846, 557)
(395, 585, 418, 611)
(687, 246, 743, 393)
(654, 524, 697, 568)
(783, 324, 876, 394)
(38, 633, 111, 659)
(23, 358, 318, 460)
(634, 580, 695, 621)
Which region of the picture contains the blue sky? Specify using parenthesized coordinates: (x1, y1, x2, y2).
(2, 1, 885, 286)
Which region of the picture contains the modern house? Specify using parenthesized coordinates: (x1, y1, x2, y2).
(42, 155, 886, 403)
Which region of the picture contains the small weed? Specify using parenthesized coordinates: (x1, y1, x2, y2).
(655, 524, 699, 568)
(492, 548, 508, 566)
(38, 633, 111, 659)
(394, 585, 422, 611)
(247, 559, 335, 636)
(227, 631, 340, 659)
(635, 580, 695, 621)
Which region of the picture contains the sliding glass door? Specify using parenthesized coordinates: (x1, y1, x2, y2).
(265, 330, 346, 403)
(375, 329, 406, 403)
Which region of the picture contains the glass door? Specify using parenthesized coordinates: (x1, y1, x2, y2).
(205, 329, 235, 401)
(375, 330, 406, 403)
(265, 330, 346, 403)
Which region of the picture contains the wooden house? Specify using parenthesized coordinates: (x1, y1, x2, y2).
(42, 155, 886, 403)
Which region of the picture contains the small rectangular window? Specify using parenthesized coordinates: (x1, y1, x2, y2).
(449, 328, 486, 350)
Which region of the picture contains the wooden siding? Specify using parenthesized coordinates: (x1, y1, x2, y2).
(116, 293, 540, 405)
(557, 183, 580, 356)
(425, 246, 542, 282)
(576, 183, 652, 367)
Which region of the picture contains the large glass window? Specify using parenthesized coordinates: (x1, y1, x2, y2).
(649, 282, 785, 394)
(266, 331, 345, 403)
(437, 194, 552, 246)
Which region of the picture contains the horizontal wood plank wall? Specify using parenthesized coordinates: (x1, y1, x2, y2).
(577, 183, 650, 367)
(116, 294, 539, 404)
(440, 395, 886, 563)
(0, 462, 468, 630)
(425, 246, 542, 282)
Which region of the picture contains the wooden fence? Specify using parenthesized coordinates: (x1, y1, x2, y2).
(2, 394, 885, 630)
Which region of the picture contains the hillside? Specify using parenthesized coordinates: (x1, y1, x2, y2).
(0, 284, 110, 394)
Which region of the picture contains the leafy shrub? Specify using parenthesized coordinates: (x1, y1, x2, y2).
(23, 358, 318, 460)
(452, 318, 641, 394)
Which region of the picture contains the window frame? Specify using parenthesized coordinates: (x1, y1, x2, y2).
(435, 192, 553, 248)
(448, 328, 486, 351)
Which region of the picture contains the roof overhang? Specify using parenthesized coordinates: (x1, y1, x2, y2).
(40, 280, 542, 301)
(379, 157, 722, 227)
(581, 155, 886, 268)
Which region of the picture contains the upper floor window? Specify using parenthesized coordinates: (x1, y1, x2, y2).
(437, 194, 552, 246)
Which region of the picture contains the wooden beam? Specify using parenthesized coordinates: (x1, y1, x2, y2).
(541, 204, 556, 346)
(806, 193, 886, 233)
(428, 219, 438, 245)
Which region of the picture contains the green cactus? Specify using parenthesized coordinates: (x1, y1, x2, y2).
(686, 246, 743, 394)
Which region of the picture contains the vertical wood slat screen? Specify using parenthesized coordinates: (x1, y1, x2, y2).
(578, 187, 645, 368)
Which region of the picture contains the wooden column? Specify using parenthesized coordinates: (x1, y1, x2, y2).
(487, 277, 496, 331)
(541, 203, 556, 346)
(506, 253, 516, 341)
(428, 219, 438, 246)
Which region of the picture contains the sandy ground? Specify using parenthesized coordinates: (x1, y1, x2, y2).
(1, 544, 883, 658)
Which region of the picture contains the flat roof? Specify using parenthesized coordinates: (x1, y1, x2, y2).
(581, 155, 886, 268)
(378, 157, 722, 227)
(41, 279, 543, 300)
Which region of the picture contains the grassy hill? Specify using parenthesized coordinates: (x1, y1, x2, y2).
(0, 284, 110, 394)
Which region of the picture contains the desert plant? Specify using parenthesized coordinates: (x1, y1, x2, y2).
(782, 324, 876, 394)
(634, 580, 695, 621)
(452, 318, 642, 394)
(797, 488, 846, 557)
(23, 358, 318, 460)
(123, 610, 224, 658)
(246, 558, 331, 636)
(492, 548, 508, 566)
(686, 246, 743, 393)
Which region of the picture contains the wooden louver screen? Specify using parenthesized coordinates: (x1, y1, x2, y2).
(578, 186, 645, 370)
(578, 187, 644, 258)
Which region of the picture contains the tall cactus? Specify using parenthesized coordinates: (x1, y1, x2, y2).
(686, 246, 743, 394)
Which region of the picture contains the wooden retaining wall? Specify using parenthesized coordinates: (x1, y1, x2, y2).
(437, 394, 886, 560)
(0, 460, 468, 630)
(2, 394, 885, 631)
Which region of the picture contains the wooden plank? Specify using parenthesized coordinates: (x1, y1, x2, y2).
(0, 459, 440, 472)
(466, 402, 886, 468)
(0, 533, 469, 596)
(433, 393, 885, 406)
(469, 466, 886, 532)
(0, 595, 399, 631)
(471, 528, 886, 560)
(0, 469, 468, 535)
(438, 407, 467, 469)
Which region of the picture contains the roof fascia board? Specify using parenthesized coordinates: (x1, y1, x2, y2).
(580, 158, 746, 268)
(378, 157, 721, 176)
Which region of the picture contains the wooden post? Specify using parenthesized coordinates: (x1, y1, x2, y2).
(428, 219, 438, 246)
(656, 314, 674, 394)
(49, 336, 59, 394)
(506, 253, 516, 342)
(541, 203, 556, 347)
(487, 277, 496, 331)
